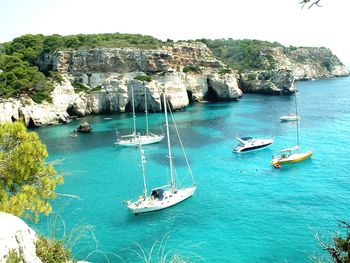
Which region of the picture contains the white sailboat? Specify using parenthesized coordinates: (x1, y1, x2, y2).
(115, 87, 164, 146)
(272, 88, 312, 167)
(125, 89, 197, 214)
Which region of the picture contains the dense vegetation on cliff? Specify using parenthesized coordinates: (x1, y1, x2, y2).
(196, 38, 346, 74)
(0, 33, 166, 103)
(0, 33, 346, 103)
(0, 53, 53, 103)
(197, 38, 284, 71)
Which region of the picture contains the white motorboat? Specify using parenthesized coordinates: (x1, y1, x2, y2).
(280, 113, 299, 122)
(233, 137, 274, 153)
(115, 87, 164, 146)
(125, 89, 197, 214)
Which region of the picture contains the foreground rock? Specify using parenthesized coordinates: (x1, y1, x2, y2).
(0, 212, 41, 263)
(0, 212, 91, 262)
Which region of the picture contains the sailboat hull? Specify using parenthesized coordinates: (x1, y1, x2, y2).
(271, 151, 313, 165)
(116, 134, 164, 146)
(127, 186, 196, 214)
(280, 115, 299, 122)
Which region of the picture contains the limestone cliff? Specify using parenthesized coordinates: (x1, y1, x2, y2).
(0, 43, 243, 126)
(203, 39, 348, 94)
(0, 41, 347, 127)
(250, 46, 348, 80)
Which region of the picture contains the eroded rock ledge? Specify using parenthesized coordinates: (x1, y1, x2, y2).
(1, 42, 347, 127)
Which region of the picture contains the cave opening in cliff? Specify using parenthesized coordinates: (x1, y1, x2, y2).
(160, 97, 174, 113)
(206, 82, 219, 102)
(125, 101, 132, 113)
(28, 118, 36, 128)
(67, 106, 75, 116)
(186, 90, 194, 104)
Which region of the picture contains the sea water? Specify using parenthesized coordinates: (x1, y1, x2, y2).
(34, 77, 350, 262)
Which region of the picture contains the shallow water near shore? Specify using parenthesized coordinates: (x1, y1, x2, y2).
(34, 77, 350, 262)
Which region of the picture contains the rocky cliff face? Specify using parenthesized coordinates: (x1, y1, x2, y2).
(1, 42, 347, 127)
(39, 42, 225, 74)
(0, 43, 243, 126)
(240, 69, 296, 95)
(257, 47, 349, 80)
(237, 47, 348, 94)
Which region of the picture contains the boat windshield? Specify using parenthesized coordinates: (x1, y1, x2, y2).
(151, 189, 164, 200)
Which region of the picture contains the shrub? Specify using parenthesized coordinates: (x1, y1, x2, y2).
(247, 73, 257, 81)
(49, 71, 63, 85)
(90, 85, 102, 92)
(219, 68, 232, 75)
(35, 236, 75, 263)
(183, 65, 202, 73)
(71, 79, 89, 92)
(134, 75, 152, 82)
(31, 90, 53, 103)
(5, 249, 22, 263)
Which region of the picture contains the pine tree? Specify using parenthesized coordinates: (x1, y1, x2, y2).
(0, 122, 62, 222)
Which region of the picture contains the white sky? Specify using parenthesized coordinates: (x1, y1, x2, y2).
(1, 0, 349, 67)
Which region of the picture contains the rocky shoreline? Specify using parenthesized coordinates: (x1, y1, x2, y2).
(0, 42, 348, 127)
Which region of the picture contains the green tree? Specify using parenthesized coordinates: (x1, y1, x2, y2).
(314, 220, 350, 263)
(42, 34, 64, 53)
(64, 35, 81, 49)
(0, 122, 62, 222)
(5, 34, 44, 65)
(0, 53, 53, 102)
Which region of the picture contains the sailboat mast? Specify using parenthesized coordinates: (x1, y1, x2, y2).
(294, 87, 300, 152)
(131, 87, 136, 136)
(145, 88, 149, 136)
(163, 89, 175, 189)
(138, 135, 148, 199)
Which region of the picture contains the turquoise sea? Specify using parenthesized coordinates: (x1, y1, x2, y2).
(35, 77, 350, 262)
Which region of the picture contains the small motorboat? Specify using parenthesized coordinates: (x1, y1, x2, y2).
(233, 137, 274, 153)
(280, 113, 299, 122)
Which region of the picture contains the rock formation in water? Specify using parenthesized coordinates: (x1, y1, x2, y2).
(240, 69, 296, 95)
(76, 121, 93, 133)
